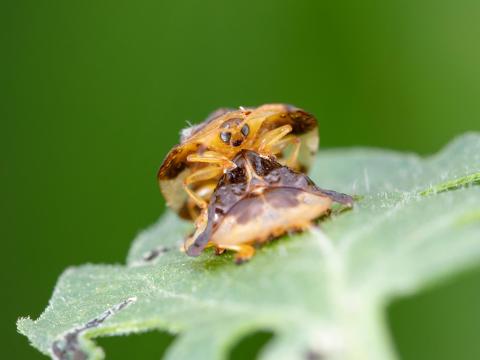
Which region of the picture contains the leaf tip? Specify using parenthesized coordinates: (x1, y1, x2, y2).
(16, 316, 34, 335)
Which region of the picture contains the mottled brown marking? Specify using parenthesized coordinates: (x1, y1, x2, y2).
(245, 151, 281, 176)
(258, 107, 317, 136)
(157, 145, 187, 180)
(289, 110, 317, 134)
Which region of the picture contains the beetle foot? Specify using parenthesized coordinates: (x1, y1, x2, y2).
(234, 256, 250, 265)
(232, 244, 255, 264)
(215, 247, 226, 255)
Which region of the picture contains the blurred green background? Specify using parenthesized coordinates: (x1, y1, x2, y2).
(2, 0, 480, 359)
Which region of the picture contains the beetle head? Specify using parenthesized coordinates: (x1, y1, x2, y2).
(217, 118, 250, 148)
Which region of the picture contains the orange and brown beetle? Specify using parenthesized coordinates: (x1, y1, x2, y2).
(157, 104, 319, 220)
(185, 150, 353, 263)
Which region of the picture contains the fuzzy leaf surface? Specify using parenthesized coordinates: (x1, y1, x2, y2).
(18, 133, 480, 360)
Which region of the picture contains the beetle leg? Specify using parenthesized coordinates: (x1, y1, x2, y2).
(215, 244, 256, 264)
(215, 247, 226, 255)
(187, 151, 236, 169)
(183, 208, 211, 252)
(183, 166, 224, 209)
(268, 134, 302, 169)
(186, 182, 216, 219)
(183, 152, 234, 213)
(286, 137, 301, 168)
(257, 124, 293, 153)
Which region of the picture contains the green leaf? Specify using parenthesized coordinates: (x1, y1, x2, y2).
(18, 133, 480, 360)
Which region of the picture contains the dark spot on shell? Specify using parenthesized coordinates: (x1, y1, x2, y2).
(244, 151, 281, 177)
(226, 166, 247, 184)
(161, 161, 186, 179)
(178, 204, 194, 220)
(158, 146, 189, 180)
(298, 164, 308, 173)
(289, 111, 317, 134)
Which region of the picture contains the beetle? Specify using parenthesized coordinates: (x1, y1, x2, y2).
(157, 104, 319, 220)
(184, 150, 353, 263)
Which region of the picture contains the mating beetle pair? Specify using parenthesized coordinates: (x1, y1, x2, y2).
(158, 104, 353, 262)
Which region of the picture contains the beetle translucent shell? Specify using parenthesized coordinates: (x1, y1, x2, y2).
(184, 150, 353, 263)
(157, 104, 320, 220)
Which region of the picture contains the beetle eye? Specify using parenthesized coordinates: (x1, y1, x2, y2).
(241, 124, 250, 137)
(220, 131, 232, 144)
